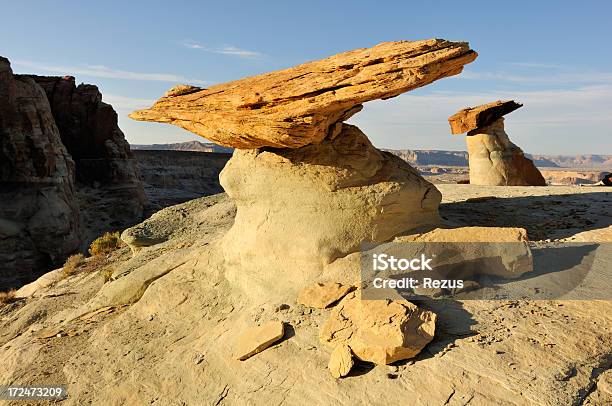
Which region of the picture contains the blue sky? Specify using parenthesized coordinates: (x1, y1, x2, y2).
(2, 0, 611, 154)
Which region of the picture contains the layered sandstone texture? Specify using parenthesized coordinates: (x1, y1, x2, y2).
(0, 57, 82, 285)
(449, 101, 546, 186)
(131, 40, 477, 298)
(29, 75, 147, 226)
(130, 39, 477, 149)
(1, 187, 610, 405)
(220, 124, 442, 298)
(0, 57, 146, 286)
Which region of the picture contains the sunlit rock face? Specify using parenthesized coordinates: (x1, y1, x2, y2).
(130, 39, 477, 298)
(449, 100, 546, 186)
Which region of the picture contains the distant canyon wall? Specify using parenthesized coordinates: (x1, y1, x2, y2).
(0, 57, 146, 288)
(384, 149, 611, 169)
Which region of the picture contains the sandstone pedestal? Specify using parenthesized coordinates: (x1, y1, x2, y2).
(131, 39, 477, 299)
(449, 100, 546, 186)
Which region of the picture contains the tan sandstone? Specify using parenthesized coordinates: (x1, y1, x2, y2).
(130, 39, 476, 149)
(449, 101, 545, 186)
(297, 282, 353, 309)
(221, 124, 442, 299)
(398, 226, 528, 242)
(328, 344, 354, 379)
(395, 226, 533, 279)
(319, 291, 436, 365)
(234, 321, 285, 361)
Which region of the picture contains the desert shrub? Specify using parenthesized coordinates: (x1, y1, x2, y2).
(0, 289, 17, 306)
(89, 231, 122, 256)
(63, 253, 85, 277)
(100, 267, 114, 283)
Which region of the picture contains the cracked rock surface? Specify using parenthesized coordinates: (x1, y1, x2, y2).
(0, 187, 609, 405)
(130, 39, 476, 149)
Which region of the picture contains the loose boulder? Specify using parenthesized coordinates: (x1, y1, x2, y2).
(319, 291, 436, 364)
(449, 100, 546, 186)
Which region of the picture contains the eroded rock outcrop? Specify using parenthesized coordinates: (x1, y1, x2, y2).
(1, 57, 146, 287)
(28, 75, 147, 226)
(131, 39, 477, 149)
(131, 40, 477, 299)
(0, 57, 81, 285)
(449, 100, 546, 186)
(220, 124, 442, 298)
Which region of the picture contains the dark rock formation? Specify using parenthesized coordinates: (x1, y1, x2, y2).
(0, 57, 81, 285)
(27, 75, 147, 226)
(1, 57, 147, 288)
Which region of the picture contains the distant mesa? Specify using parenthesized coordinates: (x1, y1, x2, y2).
(448, 100, 546, 186)
(130, 39, 478, 298)
(131, 140, 232, 153)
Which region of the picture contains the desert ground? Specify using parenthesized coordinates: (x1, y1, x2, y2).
(0, 184, 610, 405)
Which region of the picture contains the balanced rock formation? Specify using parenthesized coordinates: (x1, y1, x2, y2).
(320, 291, 436, 364)
(131, 39, 477, 299)
(131, 39, 476, 149)
(448, 100, 546, 186)
(0, 57, 81, 285)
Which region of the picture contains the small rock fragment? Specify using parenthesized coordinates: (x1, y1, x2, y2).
(234, 321, 285, 361)
(328, 344, 354, 378)
(298, 282, 353, 309)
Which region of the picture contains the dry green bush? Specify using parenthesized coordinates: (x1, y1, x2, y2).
(63, 253, 85, 277)
(0, 289, 17, 306)
(89, 231, 122, 256)
(100, 268, 114, 283)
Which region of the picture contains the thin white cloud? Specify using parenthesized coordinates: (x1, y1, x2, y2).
(460, 68, 612, 85)
(349, 84, 612, 154)
(103, 94, 156, 110)
(12, 59, 209, 85)
(505, 62, 567, 69)
(181, 41, 264, 58)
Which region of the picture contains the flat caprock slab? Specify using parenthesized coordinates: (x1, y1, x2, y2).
(130, 39, 477, 149)
(448, 100, 522, 134)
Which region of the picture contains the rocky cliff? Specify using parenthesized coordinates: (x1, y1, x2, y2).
(0, 57, 82, 286)
(0, 57, 146, 288)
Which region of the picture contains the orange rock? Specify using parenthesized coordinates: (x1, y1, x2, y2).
(234, 321, 285, 361)
(131, 39, 476, 149)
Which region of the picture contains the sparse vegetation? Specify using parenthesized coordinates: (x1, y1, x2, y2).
(89, 231, 122, 256)
(100, 267, 115, 283)
(63, 253, 85, 277)
(0, 289, 17, 306)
